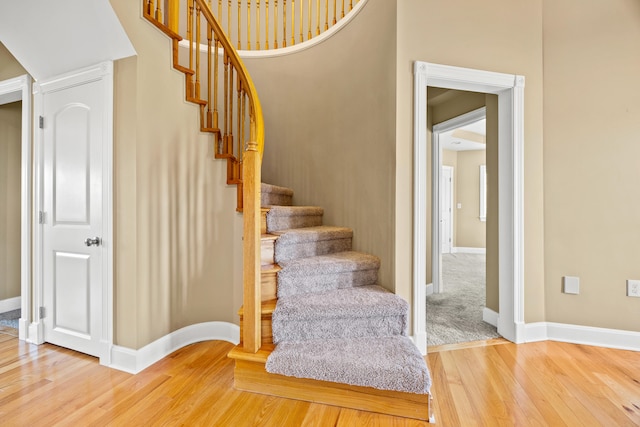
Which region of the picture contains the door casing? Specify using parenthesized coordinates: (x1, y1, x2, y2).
(413, 62, 525, 353)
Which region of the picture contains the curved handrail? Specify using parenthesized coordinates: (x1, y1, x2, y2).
(197, 0, 264, 158)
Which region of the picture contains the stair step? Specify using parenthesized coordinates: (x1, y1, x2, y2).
(272, 285, 408, 343)
(266, 206, 324, 232)
(273, 226, 352, 263)
(266, 336, 431, 394)
(260, 234, 279, 266)
(277, 251, 380, 298)
(261, 263, 281, 301)
(261, 183, 293, 206)
(231, 351, 432, 421)
(238, 300, 277, 345)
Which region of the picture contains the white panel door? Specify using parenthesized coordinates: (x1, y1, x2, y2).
(42, 80, 104, 358)
(441, 166, 453, 254)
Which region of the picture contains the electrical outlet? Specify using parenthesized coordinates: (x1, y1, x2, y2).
(627, 280, 640, 298)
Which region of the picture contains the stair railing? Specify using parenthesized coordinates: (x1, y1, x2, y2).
(143, 0, 263, 353)
(210, 0, 361, 51)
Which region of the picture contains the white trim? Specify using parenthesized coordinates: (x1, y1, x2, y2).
(482, 307, 499, 327)
(452, 247, 486, 254)
(179, 0, 369, 59)
(32, 62, 115, 364)
(425, 283, 434, 296)
(524, 322, 640, 352)
(479, 164, 487, 222)
(109, 322, 241, 374)
(0, 74, 33, 342)
(412, 281, 427, 355)
(0, 297, 21, 313)
(413, 62, 526, 354)
(412, 63, 428, 351)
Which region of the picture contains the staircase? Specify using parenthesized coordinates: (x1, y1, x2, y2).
(142, 0, 432, 421)
(228, 183, 432, 421)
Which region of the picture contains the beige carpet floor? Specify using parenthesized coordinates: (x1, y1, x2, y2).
(426, 253, 500, 346)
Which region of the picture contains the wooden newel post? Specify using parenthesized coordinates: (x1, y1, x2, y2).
(242, 138, 262, 353)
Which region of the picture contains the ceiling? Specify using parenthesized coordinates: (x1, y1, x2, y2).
(440, 118, 486, 151)
(0, 0, 135, 82)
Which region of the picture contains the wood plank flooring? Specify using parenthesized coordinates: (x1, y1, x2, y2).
(0, 328, 639, 426)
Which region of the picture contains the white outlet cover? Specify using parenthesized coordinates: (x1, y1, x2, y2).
(627, 280, 640, 297)
(563, 276, 580, 294)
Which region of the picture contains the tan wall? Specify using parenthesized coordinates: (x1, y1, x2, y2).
(485, 94, 499, 312)
(397, 0, 545, 323)
(543, 0, 640, 331)
(0, 43, 27, 81)
(110, 0, 243, 349)
(243, 0, 398, 290)
(0, 101, 21, 302)
(456, 150, 486, 249)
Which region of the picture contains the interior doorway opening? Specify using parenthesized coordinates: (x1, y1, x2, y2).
(412, 62, 525, 354)
(0, 74, 32, 342)
(427, 103, 499, 346)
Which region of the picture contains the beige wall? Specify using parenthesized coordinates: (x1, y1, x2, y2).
(243, 0, 398, 290)
(456, 150, 486, 249)
(110, 0, 244, 349)
(543, 0, 640, 331)
(397, 0, 545, 323)
(0, 101, 21, 302)
(0, 43, 27, 81)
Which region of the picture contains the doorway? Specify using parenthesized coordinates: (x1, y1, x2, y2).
(0, 75, 32, 342)
(412, 62, 525, 352)
(427, 106, 499, 346)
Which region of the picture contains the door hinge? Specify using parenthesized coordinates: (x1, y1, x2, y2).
(38, 211, 44, 224)
(39, 116, 44, 129)
(39, 306, 46, 319)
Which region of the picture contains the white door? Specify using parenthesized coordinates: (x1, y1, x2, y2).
(441, 166, 453, 254)
(42, 79, 105, 358)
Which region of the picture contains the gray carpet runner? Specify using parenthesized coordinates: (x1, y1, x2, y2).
(266, 336, 431, 394)
(272, 285, 408, 342)
(261, 183, 431, 395)
(261, 183, 293, 206)
(273, 226, 353, 263)
(277, 251, 380, 297)
(266, 206, 324, 232)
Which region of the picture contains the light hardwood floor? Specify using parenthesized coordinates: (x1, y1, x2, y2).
(0, 328, 639, 426)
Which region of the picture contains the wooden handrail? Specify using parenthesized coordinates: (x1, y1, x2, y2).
(203, 0, 361, 51)
(143, 0, 264, 353)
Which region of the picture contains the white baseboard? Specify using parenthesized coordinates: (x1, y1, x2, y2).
(426, 283, 434, 296)
(524, 322, 640, 352)
(452, 247, 486, 254)
(0, 296, 20, 313)
(482, 307, 499, 327)
(109, 321, 240, 374)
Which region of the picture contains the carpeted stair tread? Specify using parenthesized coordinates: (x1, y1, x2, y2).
(272, 285, 408, 342)
(274, 226, 353, 263)
(277, 251, 380, 297)
(266, 206, 324, 232)
(266, 336, 431, 394)
(261, 183, 294, 206)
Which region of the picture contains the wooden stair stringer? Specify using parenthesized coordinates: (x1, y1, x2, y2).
(227, 345, 432, 421)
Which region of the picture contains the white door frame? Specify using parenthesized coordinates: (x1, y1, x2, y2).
(432, 108, 486, 294)
(440, 165, 454, 257)
(32, 62, 114, 364)
(0, 74, 32, 342)
(413, 62, 525, 351)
